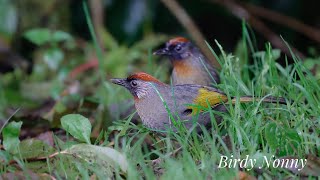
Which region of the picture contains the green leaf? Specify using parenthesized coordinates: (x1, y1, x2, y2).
(280, 127, 301, 155)
(24, 161, 50, 174)
(61, 114, 92, 144)
(0, 150, 11, 164)
(264, 122, 279, 152)
(52, 31, 72, 42)
(24, 28, 72, 46)
(65, 144, 128, 175)
(265, 123, 302, 155)
(24, 28, 51, 46)
(2, 121, 22, 154)
(43, 48, 64, 70)
(19, 139, 55, 159)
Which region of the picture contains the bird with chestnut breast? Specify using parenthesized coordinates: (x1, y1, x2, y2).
(111, 37, 219, 122)
(111, 72, 287, 133)
(153, 37, 220, 86)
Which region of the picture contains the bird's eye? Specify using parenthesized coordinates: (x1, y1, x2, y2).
(175, 45, 182, 52)
(130, 80, 138, 87)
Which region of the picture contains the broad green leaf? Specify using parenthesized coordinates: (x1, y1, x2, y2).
(264, 122, 279, 152)
(24, 28, 72, 46)
(280, 127, 301, 155)
(61, 114, 92, 144)
(24, 28, 51, 46)
(2, 121, 22, 154)
(284, 128, 301, 145)
(52, 31, 72, 42)
(65, 144, 128, 174)
(19, 139, 55, 159)
(265, 123, 302, 155)
(0, 150, 11, 164)
(24, 161, 49, 174)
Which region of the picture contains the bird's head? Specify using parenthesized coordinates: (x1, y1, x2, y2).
(153, 37, 193, 60)
(111, 72, 164, 100)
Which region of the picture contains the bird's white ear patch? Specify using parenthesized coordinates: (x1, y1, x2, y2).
(135, 84, 152, 99)
(136, 90, 147, 99)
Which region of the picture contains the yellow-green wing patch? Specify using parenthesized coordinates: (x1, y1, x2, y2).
(189, 88, 228, 114)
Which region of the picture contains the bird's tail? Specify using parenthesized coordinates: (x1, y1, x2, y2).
(231, 96, 288, 105)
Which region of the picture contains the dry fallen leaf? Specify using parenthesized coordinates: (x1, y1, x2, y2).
(238, 171, 257, 180)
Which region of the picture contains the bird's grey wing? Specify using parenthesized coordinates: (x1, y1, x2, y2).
(167, 85, 228, 132)
(173, 84, 227, 97)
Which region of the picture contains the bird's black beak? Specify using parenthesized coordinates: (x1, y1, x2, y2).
(110, 78, 127, 86)
(153, 47, 169, 55)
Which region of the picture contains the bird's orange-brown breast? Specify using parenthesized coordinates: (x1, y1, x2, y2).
(172, 60, 193, 77)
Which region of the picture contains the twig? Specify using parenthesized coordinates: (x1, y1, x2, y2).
(160, 0, 220, 68)
(242, 2, 320, 44)
(209, 0, 306, 59)
(69, 57, 99, 78)
(7, 151, 69, 165)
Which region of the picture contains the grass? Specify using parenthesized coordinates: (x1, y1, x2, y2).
(0, 5, 319, 179)
(105, 35, 319, 178)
